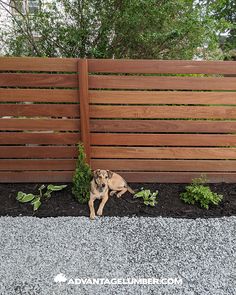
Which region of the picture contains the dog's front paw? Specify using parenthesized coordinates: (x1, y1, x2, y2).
(110, 190, 116, 197)
(97, 209, 103, 216)
(90, 213, 96, 220)
(117, 193, 122, 198)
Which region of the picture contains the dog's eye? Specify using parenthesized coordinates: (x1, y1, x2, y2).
(105, 176, 108, 179)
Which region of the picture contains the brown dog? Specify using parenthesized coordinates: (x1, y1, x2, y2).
(89, 169, 134, 220)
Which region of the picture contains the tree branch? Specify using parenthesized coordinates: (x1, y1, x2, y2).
(0, 0, 42, 55)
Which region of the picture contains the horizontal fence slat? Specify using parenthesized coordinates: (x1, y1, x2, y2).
(0, 159, 75, 170)
(91, 147, 236, 159)
(90, 106, 236, 119)
(3, 133, 235, 147)
(0, 171, 235, 183)
(0, 89, 78, 102)
(0, 159, 235, 171)
(0, 73, 77, 88)
(0, 171, 73, 182)
(0, 105, 79, 117)
(0, 133, 80, 144)
(89, 75, 236, 90)
(0, 146, 236, 159)
(88, 59, 236, 74)
(2, 146, 236, 160)
(120, 172, 236, 183)
(91, 159, 236, 171)
(1, 58, 236, 75)
(91, 134, 236, 146)
(0, 119, 80, 131)
(4, 74, 236, 90)
(0, 146, 77, 158)
(89, 90, 236, 105)
(0, 57, 78, 72)
(90, 120, 236, 133)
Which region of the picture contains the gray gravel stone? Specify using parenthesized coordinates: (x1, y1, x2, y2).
(0, 216, 235, 295)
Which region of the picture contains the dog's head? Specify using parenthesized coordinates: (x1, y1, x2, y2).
(93, 169, 113, 191)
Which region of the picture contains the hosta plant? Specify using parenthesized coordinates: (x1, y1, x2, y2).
(16, 184, 67, 211)
(134, 188, 158, 207)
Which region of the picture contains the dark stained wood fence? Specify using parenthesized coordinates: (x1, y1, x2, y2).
(0, 57, 236, 183)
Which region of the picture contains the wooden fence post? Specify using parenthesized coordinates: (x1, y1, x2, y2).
(78, 59, 91, 164)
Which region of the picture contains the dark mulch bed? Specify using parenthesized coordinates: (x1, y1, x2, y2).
(1, 183, 236, 219)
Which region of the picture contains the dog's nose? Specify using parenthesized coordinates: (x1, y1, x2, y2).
(102, 183, 105, 187)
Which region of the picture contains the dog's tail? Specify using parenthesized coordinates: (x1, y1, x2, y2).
(127, 185, 136, 194)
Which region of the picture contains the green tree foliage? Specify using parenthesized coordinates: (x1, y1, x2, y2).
(0, 0, 225, 59)
(215, 0, 236, 59)
(198, 0, 236, 59)
(72, 144, 92, 204)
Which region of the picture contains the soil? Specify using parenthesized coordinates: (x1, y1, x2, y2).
(1, 183, 236, 219)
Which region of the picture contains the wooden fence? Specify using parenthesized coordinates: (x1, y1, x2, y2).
(0, 57, 236, 183)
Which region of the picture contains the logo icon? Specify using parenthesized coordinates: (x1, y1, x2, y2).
(54, 273, 67, 283)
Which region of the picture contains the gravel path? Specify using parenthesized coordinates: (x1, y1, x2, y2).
(0, 216, 235, 295)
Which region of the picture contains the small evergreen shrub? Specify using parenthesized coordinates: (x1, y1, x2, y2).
(72, 143, 92, 204)
(180, 175, 223, 209)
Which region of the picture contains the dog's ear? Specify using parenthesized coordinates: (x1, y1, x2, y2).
(107, 170, 113, 179)
(93, 169, 100, 178)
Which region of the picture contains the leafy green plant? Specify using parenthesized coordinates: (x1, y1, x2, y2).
(72, 143, 92, 204)
(134, 188, 158, 207)
(180, 175, 223, 209)
(16, 184, 67, 211)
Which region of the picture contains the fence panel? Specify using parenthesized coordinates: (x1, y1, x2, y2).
(0, 57, 236, 182)
(88, 59, 236, 183)
(0, 57, 80, 182)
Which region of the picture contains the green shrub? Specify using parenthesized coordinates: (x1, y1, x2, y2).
(134, 188, 158, 207)
(72, 143, 92, 204)
(180, 175, 223, 209)
(16, 184, 67, 211)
